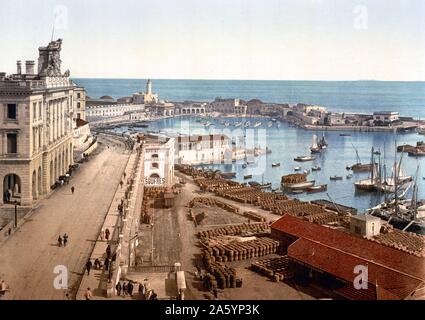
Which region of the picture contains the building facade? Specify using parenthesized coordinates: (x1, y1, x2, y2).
(211, 98, 247, 114)
(143, 136, 175, 187)
(132, 79, 159, 104)
(0, 39, 79, 206)
(175, 134, 231, 165)
(73, 86, 86, 121)
(85, 104, 145, 121)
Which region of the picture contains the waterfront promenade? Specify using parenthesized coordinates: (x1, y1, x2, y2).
(0, 139, 130, 300)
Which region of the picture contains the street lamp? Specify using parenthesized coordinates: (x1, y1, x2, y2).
(14, 200, 18, 228)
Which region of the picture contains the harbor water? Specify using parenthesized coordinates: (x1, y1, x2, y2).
(115, 116, 425, 214)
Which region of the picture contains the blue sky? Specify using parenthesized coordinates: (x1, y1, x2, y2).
(0, 0, 424, 80)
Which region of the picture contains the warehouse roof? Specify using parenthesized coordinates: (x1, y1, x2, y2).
(271, 214, 425, 281)
(288, 238, 423, 300)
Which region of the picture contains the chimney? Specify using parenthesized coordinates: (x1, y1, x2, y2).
(25, 60, 35, 75)
(17, 60, 22, 74)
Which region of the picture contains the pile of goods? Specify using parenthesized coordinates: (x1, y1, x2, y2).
(202, 259, 239, 290)
(281, 173, 307, 184)
(188, 197, 240, 214)
(202, 237, 279, 263)
(251, 256, 294, 282)
(243, 211, 266, 222)
(197, 222, 270, 239)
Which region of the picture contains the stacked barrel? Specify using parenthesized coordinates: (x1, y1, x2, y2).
(204, 237, 279, 263)
(189, 197, 239, 214)
(197, 222, 269, 239)
(243, 211, 266, 222)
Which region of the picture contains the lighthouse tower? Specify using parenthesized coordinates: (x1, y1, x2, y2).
(146, 79, 152, 95)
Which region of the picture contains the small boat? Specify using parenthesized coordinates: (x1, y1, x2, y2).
(310, 134, 321, 153)
(244, 175, 253, 180)
(248, 181, 260, 187)
(346, 174, 353, 179)
(311, 166, 321, 171)
(330, 176, 343, 181)
(271, 118, 277, 122)
(272, 162, 281, 168)
(254, 122, 262, 128)
(224, 122, 230, 127)
(234, 122, 242, 127)
(340, 133, 351, 137)
(221, 172, 236, 179)
(292, 190, 304, 195)
(246, 160, 255, 165)
(303, 169, 311, 175)
(267, 121, 273, 128)
(294, 156, 316, 162)
(307, 184, 328, 193)
(242, 164, 247, 169)
(244, 121, 251, 127)
(294, 166, 301, 171)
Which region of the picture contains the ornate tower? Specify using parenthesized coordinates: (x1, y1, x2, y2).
(146, 79, 152, 95)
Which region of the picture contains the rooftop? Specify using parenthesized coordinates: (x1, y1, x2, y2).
(271, 214, 425, 281)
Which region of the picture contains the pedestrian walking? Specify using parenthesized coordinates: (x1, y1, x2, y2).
(83, 287, 93, 300)
(100, 228, 105, 241)
(104, 257, 110, 271)
(127, 281, 134, 297)
(63, 233, 68, 247)
(106, 245, 111, 259)
(122, 282, 128, 296)
(105, 228, 110, 241)
(58, 235, 63, 247)
(71, 186, 75, 194)
(85, 260, 93, 275)
(138, 282, 145, 299)
(213, 288, 218, 300)
(119, 180, 123, 188)
(115, 282, 122, 296)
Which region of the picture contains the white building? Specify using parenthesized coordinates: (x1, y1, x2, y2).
(350, 215, 382, 238)
(132, 79, 159, 104)
(373, 111, 400, 125)
(143, 136, 175, 187)
(86, 104, 145, 121)
(175, 134, 231, 165)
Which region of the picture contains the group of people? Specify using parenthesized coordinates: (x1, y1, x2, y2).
(115, 281, 157, 300)
(100, 228, 110, 241)
(57, 233, 69, 247)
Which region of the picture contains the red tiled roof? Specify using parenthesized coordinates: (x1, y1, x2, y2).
(288, 238, 423, 300)
(271, 214, 425, 281)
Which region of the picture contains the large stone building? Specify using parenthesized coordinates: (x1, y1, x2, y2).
(142, 135, 175, 187)
(211, 98, 247, 114)
(175, 134, 231, 165)
(0, 39, 82, 206)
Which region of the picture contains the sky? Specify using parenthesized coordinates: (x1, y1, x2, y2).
(0, 0, 425, 81)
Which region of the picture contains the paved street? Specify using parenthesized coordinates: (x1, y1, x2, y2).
(0, 142, 129, 300)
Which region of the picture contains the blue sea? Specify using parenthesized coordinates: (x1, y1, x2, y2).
(73, 78, 425, 118)
(74, 79, 425, 232)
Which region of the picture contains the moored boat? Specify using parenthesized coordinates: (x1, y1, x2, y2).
(307, 184, 328, 193)
(330, 175, 343, 181)
(272, 162, 281, 167)
(294, 156, 316, 162)
(244, 174, 253, 180)
(311, 166, 321, 171)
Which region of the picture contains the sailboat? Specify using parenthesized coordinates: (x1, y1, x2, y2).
(368, 166, 424, 231)
(310, 134, 321, 153)
(318, 133, 328, 149)
(349, 144, 373, 172)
